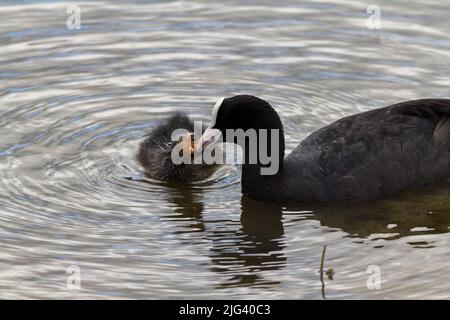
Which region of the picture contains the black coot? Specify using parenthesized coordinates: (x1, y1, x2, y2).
(197, 95, 450, 202)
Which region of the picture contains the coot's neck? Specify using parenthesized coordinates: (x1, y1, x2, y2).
(240, 126, 286, 197)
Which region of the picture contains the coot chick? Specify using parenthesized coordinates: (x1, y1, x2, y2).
(138, 113, 218, 182)
(197, 95, 450, 203)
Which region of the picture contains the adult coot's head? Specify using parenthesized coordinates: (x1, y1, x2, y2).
(197, 95, 285, 173)
(208, 95, 283, 131)
(137, 113, 219, 182)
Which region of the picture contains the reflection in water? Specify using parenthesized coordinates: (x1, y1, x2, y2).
(163, 182, 450, 294)
(241, 182, 450, 244)
(166, 187, 286, 289)
(211, 197, 286, 289)
(304, 182, 450, 246)
(167, 183, 207, 234)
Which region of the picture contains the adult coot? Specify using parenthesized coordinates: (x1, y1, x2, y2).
(197, 95, 450, 202)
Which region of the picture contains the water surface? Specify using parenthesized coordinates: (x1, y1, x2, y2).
(1, 0, 450, 299)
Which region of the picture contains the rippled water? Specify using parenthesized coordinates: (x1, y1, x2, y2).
(1, 0, 450, 299)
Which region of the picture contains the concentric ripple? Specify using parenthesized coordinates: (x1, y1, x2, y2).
(1, 0, 450, 299)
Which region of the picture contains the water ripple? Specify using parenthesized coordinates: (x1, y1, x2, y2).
(0, 0, 450, 299)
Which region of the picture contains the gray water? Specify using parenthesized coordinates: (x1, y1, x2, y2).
(1, 0, 450, 299)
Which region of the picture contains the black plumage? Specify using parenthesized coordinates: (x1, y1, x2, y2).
(205, 95, 450, 202)
(137, 113, 217, 182)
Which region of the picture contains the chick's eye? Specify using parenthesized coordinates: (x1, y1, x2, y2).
(167, 141, 177, 149)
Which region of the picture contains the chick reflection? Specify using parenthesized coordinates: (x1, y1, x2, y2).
(210, 197, 286, 289)
(166, 183, 206, 234)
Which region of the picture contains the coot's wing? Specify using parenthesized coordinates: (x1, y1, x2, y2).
(287, 99, 450, 201)
(435, 116, 450, 142)
(391, 99, 450, 142)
